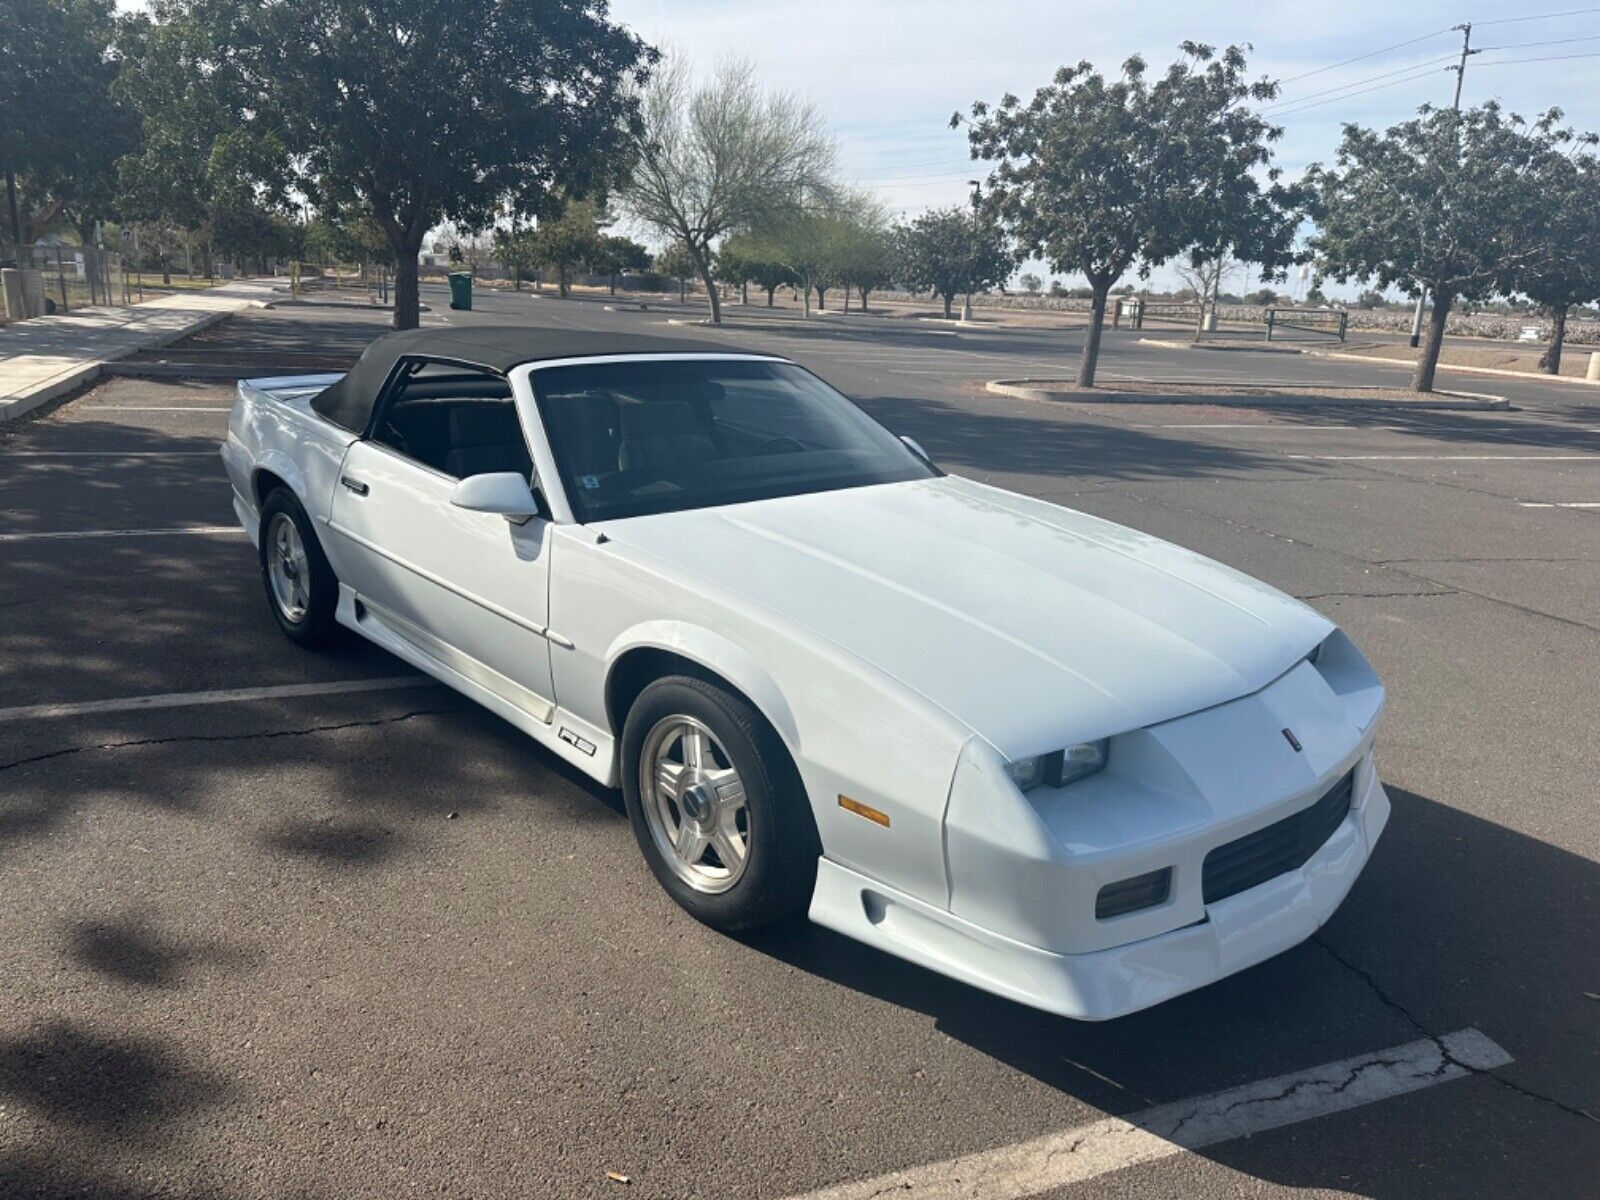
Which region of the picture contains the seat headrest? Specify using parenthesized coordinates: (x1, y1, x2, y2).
(449, 404, 520, 445)
(619, 401, 702, 439)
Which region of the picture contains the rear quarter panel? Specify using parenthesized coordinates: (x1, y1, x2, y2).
(226, 375, 354, 553)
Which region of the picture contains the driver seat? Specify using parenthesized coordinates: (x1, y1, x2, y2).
(617, 401, 716, 472)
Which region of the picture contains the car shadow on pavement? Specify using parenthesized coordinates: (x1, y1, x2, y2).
(740, 785, 1600, 1196)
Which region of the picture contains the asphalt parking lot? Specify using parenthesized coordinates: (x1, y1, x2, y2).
(1, 285, 1596, 1198)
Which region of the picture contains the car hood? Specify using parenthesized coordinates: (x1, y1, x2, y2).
(596, 475, 1332, 758)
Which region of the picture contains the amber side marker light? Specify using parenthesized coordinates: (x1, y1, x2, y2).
(838, 794, 890, 828)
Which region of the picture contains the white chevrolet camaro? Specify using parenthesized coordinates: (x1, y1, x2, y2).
(223, 326, 1388, 1020)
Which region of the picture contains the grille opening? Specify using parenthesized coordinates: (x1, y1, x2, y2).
(1096, 867, 1172, 920)
(1202, 769, 1356, 905)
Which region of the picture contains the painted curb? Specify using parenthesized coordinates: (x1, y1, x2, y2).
(1308, 348, 1600, 387)
(986, 378, 1510, 411)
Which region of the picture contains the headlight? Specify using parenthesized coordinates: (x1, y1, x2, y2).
(1005, 739, 1109, 792)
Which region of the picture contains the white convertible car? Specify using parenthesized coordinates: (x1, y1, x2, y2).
(223, 326, 1388, 1020)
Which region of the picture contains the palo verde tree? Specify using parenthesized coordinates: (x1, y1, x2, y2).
(1309, 102, 1546, 392)
(960, 43, 1285, 386)
(625, 56, 836, 325)
(1500, 116, 1600, 375)
(152, 0, 653, 329)
(897, 206, 1011, 319)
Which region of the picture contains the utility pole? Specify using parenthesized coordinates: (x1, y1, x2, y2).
(1410, 23, 1477, 347)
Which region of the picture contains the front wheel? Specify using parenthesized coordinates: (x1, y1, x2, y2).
(259, 488, 339, 647)
(621, 676, 819, 930)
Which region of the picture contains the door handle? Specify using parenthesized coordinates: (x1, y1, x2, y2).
(340, 475, 369, 496)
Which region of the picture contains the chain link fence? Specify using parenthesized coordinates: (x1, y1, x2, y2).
(0, 242, 145, 325)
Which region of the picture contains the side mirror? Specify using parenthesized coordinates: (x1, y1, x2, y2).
(900, 435, 931, 463)
(449, 471, 540, 523)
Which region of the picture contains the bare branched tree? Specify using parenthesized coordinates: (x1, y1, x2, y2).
(624, 56, 837, 324)
(1174, 251, 1239, 339)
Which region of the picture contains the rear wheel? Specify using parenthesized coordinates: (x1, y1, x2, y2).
(621, 676, 818, 930)
(259, 488, 339, 647)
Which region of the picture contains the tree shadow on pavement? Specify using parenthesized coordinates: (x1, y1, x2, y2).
(855, 392, 1297, 483)
(741, 786, 1600, 1197)
(64, 912, 249, 991)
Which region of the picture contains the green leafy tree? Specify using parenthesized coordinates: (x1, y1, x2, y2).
(1309, 102, 1546, 391)
(897, 206, 1011, 318)
(1019, 273, 1042, 294)
(834, 213, 899, 312)
(1, 0, 134, 244)
(625, 56, 836, 325)
(1500, 119, 1600, 374)
(522, 200, 609, 296)
(961, 43, 1285, 386)
(718, 232, 795, 306)
(655, 242, 696, 302)
(593, 233, 650, 295)
(143, 0, 653, 330)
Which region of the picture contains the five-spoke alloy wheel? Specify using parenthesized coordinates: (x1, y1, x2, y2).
(258, 487, 339, 647)
(621, 675, 819, 930)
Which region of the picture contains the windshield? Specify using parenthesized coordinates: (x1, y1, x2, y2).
(529, 357, 936, 522)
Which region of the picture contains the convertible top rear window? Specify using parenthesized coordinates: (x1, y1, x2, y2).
(530, 359, 935, 522)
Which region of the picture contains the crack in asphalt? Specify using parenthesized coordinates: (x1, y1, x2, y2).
(0, 707, 461, 776)
(1105, 484, 1600, 635)
(1295, 589, 1457, 601)
(1313, 936, 1598, 1126)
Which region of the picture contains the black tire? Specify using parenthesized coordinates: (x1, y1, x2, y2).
(258, 487, 340, 648)
(621, 675, 819, 931)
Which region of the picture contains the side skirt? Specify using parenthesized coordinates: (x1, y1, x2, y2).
(336, 585, 619, 786)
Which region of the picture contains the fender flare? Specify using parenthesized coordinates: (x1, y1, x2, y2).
(252, 448, 309, 507)
(603, 620, 800, 751)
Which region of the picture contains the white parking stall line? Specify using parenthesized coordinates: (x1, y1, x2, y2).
(3, 450, 219, 457)
(0, 677, 437, 722)
(785, 1029, 1512, 1200)
(1287, 454, 1597, 462)
(1519, 501, 1600, 508)
(0, 526, 244, 542)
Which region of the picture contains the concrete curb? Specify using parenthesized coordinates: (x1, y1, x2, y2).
(1307, 348, 1600, 387)
(664, 315, 961, 337)
(986, 377, 1510, 411)
(1138, 337, 1306, 355)
(0, 285, 282, 424)
(0, 308, 236, 424)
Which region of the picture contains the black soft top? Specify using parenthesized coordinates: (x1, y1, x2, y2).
(310, 325, 749, 433)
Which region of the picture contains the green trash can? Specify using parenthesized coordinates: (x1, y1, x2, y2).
(448, 271, 473, 311)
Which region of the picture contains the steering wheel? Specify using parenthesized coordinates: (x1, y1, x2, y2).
(756, 436, 807, 455)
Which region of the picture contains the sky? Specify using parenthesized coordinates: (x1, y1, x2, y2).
(611, 0, 1600, 296)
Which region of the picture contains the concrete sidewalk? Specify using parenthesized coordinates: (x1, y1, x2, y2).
(0, 279, 284, 423)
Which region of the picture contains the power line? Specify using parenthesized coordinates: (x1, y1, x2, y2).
(1472, 6, 1600, 26)
(1476, 33, 1600, 50)
(1276, 27, 1453, 84)
(1268, 65, 1450, 119)
(1473, 49, 1600, 65)
(1261, 54, 1458, 111)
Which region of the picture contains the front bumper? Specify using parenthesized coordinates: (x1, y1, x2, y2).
(809, 759, 1388, 1020)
